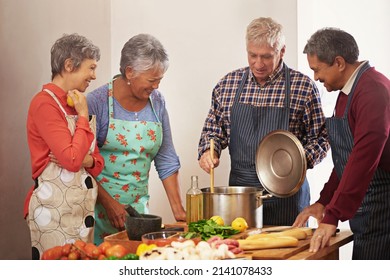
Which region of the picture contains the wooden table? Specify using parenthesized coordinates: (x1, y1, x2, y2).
(242, 230, 353, 260)
(287, 230, 353, 260)
(104, 225, 353, 260)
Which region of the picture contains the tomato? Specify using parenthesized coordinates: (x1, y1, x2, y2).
(73, 240, 86, 249)
(84, 243, 100, 259)
(67, 251, 80, 260)
(97, 241, 112, 255)
(72, 240, 87, 258)
(105, 244, 128, 258)
(41, 246, 63, 260)
(61, 243, 72, 256)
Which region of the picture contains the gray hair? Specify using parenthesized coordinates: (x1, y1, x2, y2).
(303, 27, 359, 65)
(51, 33, 100, 80)
(246, 17, 285, 51)
(119, 34, 169, 77)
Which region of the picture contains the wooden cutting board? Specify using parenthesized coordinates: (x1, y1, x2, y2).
(242, 238, 311, 260)
(233, 226, 313, 260)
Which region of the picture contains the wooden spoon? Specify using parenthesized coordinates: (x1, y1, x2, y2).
(210, 138, 215, 193)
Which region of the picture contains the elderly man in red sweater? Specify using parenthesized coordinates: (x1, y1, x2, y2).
(293, 28, 390, 260)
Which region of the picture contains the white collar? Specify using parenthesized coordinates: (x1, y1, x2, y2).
(341, 60, 369, 95)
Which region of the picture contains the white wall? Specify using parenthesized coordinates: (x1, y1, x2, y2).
(111, 0, 390, 260)
(1, 0, 388, 260)
(110, 0, 298, 223)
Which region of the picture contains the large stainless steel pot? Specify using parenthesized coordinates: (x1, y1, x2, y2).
(200, 130, 307, 229)
(201, 186, 265, 228)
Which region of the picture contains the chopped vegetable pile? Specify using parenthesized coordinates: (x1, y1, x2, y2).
(188, 219, 240, 240)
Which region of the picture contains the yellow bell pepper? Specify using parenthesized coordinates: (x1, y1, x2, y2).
(136, 243, 157, 256)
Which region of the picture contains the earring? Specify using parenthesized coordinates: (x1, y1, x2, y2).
(127, 80, 131, 85)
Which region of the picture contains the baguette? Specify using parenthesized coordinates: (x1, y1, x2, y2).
(245, 233, 271, 240)
(300, 227, 313, 236)
(246, 228, 308, 240)
(238, 236, 299, 250)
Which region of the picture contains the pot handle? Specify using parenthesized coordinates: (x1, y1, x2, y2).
(258, 194, 273, 200)
(256, 193, 272, 205)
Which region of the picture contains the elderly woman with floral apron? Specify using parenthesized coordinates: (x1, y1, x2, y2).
(88, 34, 186, 244)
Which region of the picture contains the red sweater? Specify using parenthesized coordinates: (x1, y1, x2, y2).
(24, 83, 104, 217)
(318, 67, 390, 226)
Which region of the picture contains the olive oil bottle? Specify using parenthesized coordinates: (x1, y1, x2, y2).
(186, 175, 203, 224)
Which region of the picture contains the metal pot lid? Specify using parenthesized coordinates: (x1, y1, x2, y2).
(255, 130, 307, 198)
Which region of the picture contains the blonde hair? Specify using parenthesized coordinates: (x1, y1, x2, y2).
(246, 17, 285, 51)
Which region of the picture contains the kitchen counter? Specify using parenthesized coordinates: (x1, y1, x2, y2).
(287, 230, 353, 260)
(243, 229, 353, 260)
(104, 224, 353, 260)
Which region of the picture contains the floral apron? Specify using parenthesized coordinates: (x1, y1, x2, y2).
(27, 89, 98, 260)
(94, 80, 162, 244)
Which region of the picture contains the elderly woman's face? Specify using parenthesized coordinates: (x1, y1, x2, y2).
(70, 59, 98, 92)
(247, 42, 285, 85)
(128, 67, 164, 100)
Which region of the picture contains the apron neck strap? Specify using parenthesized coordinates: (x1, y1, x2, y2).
(43, 88, 68, 116)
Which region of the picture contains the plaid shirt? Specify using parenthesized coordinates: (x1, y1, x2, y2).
(198, 62, 329, 169)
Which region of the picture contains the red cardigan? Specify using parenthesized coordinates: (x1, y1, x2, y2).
(23, 83, 104, 218)
(318, 67, 390, 226)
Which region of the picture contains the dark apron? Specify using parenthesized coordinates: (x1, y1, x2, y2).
(326, 62, 390, 259)
(229, 65, 310, 226)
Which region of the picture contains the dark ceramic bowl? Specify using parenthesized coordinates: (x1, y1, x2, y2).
(125, 214, 162, 241)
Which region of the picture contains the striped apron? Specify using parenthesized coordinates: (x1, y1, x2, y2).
(229, 65, 310, 226)
(326, 62, 390, 259)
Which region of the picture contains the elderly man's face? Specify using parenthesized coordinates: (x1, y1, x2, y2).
(247, 42, 285, 85)
(307, 54, 342, 92)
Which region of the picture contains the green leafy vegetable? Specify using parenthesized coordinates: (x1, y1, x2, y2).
(105, 253, 139, 260)
(182, 232, 198, 239)
(188, 219, 240, 240)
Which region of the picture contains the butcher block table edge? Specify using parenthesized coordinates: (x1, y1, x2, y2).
(236, 227, 353, 260)
(286, 230, 353, 260)
(104, 223, 353, 260)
